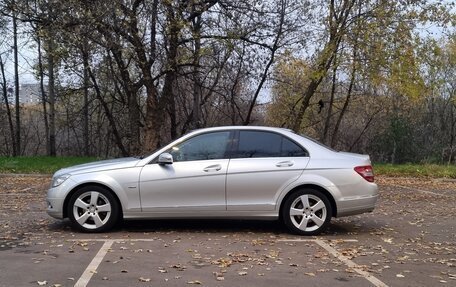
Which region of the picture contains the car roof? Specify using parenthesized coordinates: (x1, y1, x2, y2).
(188, 126, 293, 134)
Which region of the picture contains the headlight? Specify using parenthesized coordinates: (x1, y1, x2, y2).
(52, 174, 71, 187)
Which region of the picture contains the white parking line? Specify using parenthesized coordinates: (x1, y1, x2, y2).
(392, 184, 446, 196)
(73, 238, 387, 287)
(277, 238, 358, 243)
(315, 239, 388, 287)
(74, 240, 114, 287)
(69, 238, 158, 242)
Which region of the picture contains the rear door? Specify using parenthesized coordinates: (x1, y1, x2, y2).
(226, 130, 310, 211)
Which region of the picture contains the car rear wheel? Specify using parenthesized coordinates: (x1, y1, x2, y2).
(67, 186, 119, 232)
(282, 188, 332, 235)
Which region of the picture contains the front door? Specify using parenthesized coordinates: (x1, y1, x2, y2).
(139, 131, 232, 212)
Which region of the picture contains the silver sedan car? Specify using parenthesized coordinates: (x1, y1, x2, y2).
(47, 126, 378, 235)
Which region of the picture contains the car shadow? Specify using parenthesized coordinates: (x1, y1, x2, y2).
(46, 216, 384, 237)
(116, 218, 288, 235)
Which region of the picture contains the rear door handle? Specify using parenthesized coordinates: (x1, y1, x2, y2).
(203, 164, 222, 172)
(276, 161, 294, 167)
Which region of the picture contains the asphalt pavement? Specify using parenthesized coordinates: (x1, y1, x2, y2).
(0, 176, 454, 287)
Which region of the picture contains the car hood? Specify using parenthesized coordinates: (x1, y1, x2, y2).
(53, 157, 141, 177)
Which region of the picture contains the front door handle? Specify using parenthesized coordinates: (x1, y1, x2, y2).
(276, 161, 294, 167)
(203, 164, 222, 172)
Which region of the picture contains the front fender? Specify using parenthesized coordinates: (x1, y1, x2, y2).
(69, 168, 142, 212)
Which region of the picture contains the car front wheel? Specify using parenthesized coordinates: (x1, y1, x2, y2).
(67, 186, 119, 232)
(282, 188, 332, 235)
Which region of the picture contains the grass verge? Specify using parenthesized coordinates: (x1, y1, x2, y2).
(374, 163, 456, 179)
(0, 157, 454, 178)
(0, 156, 98, 174)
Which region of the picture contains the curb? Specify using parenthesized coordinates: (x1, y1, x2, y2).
(0, 173, 52, 178)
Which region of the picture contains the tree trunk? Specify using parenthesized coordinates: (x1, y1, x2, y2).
(243, 0, 286, 125)
(162, 4, 180, 140)
(109, 47, 141, 155)
(322, 54, 338, 145)
(291, 0, 355, 132)
(37, 36, 50, 155)
(331, 4, 360, 148)
(82, 42, 90, 156)
(143, 89, 162, 152)
(191, 14, 202, 129)
(13, 10, 20, 155)
(0, 55, 16, 156)
(47, 37, 57, 156)
(142, 0, 161, 152)
(331, 52, 356, 148)
(87, 64, 129, 157)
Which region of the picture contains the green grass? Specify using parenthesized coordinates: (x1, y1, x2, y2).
(374, 163, 456, 179)
(1, 157, 455, 178)
(0, 156, 98, 174)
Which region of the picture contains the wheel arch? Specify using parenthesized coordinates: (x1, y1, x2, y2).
(278, 184, 337, 219)
(63, 182, 123, 220)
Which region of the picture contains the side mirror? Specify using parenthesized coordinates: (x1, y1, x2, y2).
(158, 153, 173, 165)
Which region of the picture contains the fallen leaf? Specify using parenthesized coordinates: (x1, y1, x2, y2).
(396, 274, 405, 278)
(187, 280, 202, 284)
(170, 264, 187, 271)
(37, 281, 47, 286)
(305, 272, 315, 276)
(139, 277, 151, 282)
(238, 271, 248, 276)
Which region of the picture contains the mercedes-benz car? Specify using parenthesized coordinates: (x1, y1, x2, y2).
(46, 126, 378, 235)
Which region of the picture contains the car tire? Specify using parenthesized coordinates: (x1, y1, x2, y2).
(67, 185, 119, 233)
(282, 188, 332, 236)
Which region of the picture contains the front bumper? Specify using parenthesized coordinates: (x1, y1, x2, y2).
(47, 196, 65, 219)
(46, 182, 72, 219)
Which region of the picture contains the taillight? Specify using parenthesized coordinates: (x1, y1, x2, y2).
(354, 165, 374, 182)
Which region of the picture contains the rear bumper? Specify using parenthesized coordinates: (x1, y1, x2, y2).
(336, 188, 379, 217)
